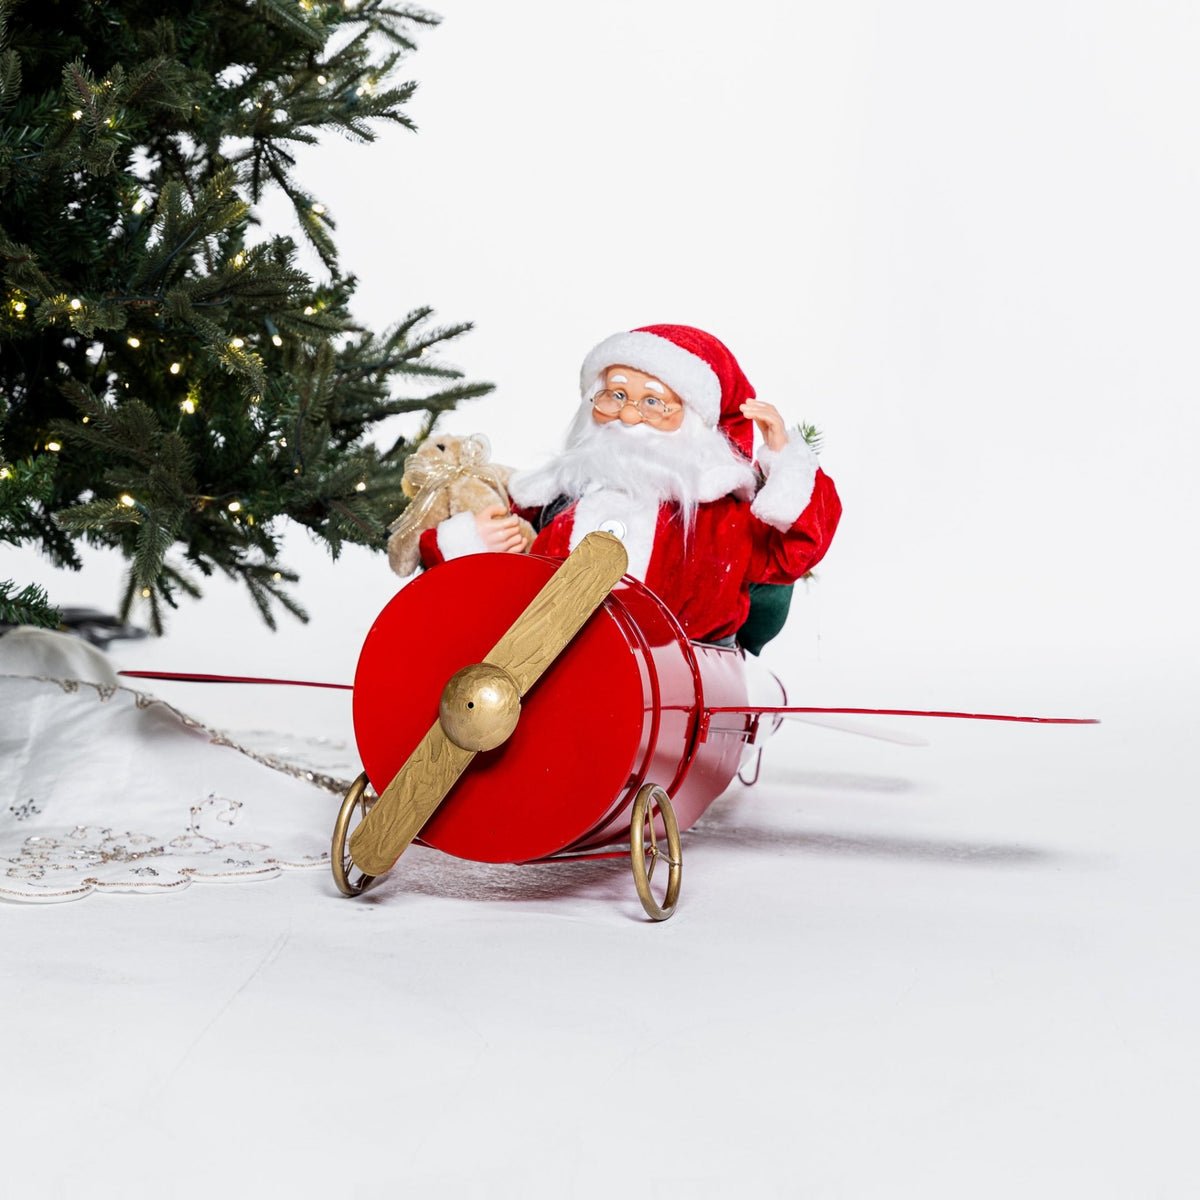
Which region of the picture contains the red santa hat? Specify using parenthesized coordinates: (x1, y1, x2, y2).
(579, 324, 756, 459)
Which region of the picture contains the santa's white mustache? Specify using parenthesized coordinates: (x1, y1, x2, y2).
(507, 401, 757, 519)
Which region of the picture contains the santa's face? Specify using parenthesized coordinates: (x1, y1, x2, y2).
(591, 366, 686, 432)
(506, 365, 759, 520)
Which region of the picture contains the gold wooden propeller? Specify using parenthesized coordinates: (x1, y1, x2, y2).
(348, 531, 629, 877)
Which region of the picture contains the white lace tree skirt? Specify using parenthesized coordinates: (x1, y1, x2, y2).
(1, 660, 351, 903)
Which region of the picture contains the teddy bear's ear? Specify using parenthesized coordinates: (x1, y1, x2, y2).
(464, 432, 491, 463)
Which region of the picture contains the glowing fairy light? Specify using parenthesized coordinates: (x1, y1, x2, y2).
(70, 298, 82, 310)
(71, 109, 83, 120)
(181, 398, 196, 414)
(355, 481, 367, 492)
(170, 362, 181, 374)
(120, 494, 135, 507)
(46, 440, 62, 452)
(303, 305, 315, 315)
(227, 500, 241, 513)
(311, 203, 325, 214)
(271, 334, 283, 347)
(127, 336, 140, 348)
(230, 337, 244, 349)
(132, 198, 146, 214)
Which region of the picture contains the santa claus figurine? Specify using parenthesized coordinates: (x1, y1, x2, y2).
(418, 324, 841, 650)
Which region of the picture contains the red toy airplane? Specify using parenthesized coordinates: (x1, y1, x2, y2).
(123, 533, 1098, 920)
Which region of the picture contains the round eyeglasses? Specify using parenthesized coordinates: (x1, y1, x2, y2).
(591, 388, 680, 423)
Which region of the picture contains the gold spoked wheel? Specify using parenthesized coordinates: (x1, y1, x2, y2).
(332, 771, 378, 896)
(630, 783, 682, 921)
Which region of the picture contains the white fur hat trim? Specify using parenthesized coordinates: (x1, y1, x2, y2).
(579, 331, 721, 425)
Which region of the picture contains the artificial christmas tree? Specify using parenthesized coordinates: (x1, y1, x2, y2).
(0, 0, 491, 632)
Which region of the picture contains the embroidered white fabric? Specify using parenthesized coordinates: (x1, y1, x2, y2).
(0, 668, 352, 904)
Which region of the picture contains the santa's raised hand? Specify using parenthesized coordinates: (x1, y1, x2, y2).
(740, 398, 788, 453)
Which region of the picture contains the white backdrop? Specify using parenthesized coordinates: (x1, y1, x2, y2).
(6, 8, 1200, 1194)
(7, 0, 1198, 722)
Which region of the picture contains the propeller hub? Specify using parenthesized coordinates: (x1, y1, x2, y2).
(438, 663, 521, 752)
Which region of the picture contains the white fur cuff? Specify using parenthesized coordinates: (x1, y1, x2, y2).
(751, 437, 820, 531)
(436, 510, 489, 560)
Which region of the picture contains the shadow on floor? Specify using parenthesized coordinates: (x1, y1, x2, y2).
(689, 818, 1054, 867)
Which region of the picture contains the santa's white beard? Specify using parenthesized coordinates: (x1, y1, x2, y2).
(508, 405, 758, 525)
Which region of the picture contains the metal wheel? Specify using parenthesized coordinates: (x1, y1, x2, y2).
(331, 771, 378, 896)
(629, 783, 682, 921)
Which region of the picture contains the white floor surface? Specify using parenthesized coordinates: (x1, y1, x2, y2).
(3, 645, 1194, 1199)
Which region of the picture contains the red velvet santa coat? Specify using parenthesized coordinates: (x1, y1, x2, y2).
(419, 439, 841, 645)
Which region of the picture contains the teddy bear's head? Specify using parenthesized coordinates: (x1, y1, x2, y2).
(401, 433, 492, 498)
(387, 433, 512, 577)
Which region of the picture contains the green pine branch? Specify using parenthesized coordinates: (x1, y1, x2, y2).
(796, 421, 824, 454)
(0, 579, 59, 628)
(0, 0, 493, 632)
(0, 405, 61, 627)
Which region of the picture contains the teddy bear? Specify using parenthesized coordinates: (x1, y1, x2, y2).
(386, 432, 535, 576)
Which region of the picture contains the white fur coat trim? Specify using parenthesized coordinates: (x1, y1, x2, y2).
(705, 461, 759, 503)
(579, 331, 721, 424)
(436, 509, 488, 560)
(569, 489, 657, 580)
(751, 437, 820, 532)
